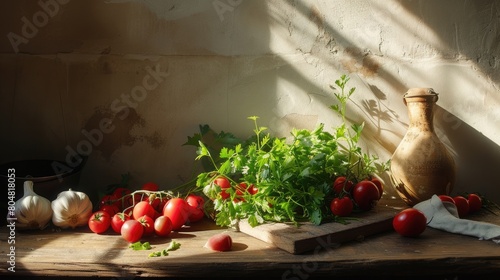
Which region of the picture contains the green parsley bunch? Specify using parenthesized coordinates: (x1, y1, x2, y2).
(186, 75, 388, 228)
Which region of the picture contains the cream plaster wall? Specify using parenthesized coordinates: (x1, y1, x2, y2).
(1, 0, 499, 203)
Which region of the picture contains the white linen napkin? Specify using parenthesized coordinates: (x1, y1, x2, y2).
(413, 195, 500, 243)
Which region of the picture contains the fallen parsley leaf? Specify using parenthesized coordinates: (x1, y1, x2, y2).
(148, 241, 181, 257)
(129, 241, 152, 251)
(166, 240, 181, 251)
(148, 251, 164, 257)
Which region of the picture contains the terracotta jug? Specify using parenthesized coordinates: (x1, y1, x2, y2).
(390, 88, 456, 206)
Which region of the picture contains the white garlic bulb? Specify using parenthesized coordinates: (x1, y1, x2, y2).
(51, 188, 93, 229)
(14, 181, 53, 230)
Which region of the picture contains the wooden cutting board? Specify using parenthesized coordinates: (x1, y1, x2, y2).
(237, 203, 403, 254)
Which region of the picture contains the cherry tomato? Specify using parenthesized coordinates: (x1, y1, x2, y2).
(214, 177, 231, 200)
(467, 193, 482, 213)
(352, 180, 380, 211)
(163, 197, 190, 231)
(152, 210, 162, 220)
(235, 183, 258, 195)
(132, 192, 148, 204)
(206, 233, 233, 252)
(332, 176, 354, 195)
(159, 197, 169, 212)
(393, 208, 427, 237)
(121, 219, 144, 243)
(141, 182, 160, 192)
(330, 197, 353, 217)
(186, 194, 204, 209)
(99, 194, 121, 209)
(438, 195, 455, 204)
(111, 212, 130, 234)
(453, 196, 470, 218)
(247, 184, 258, 195)
(370, 177, 384, 199)
(147, 194, 169, 213)
(112, 187, 132, 209)
(187, 207, 205, 222)
(154, 215, 173, 237)
(234, 183, 248, 202)
(137, 215, 155, 236)
(88, 211, 111, 234)
(186, 194, 205, 222)
(133, 201, 155, 220)
(100, 204, 119, 217)
(113, 187, 132, 199)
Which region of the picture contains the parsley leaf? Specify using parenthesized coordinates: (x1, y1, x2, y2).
(148, 241, 181, 258)
(129, 241, 152, 251)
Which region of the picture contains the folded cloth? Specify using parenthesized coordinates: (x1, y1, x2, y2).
(413, 195, 500, 244)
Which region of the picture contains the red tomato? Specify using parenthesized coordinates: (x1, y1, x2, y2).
(438, 195, 455, 204)
(141, 182, 160, 192)
(352, 180, 380, 211)
(467, 194, 482, 213)
(112, 187, 132, 209)
(113, 187, 132, 199)
(247, 184, 258, 195)
(121, 219, 144, 243)
(187, 207, 205, 222)
(393, 208, 427, 237)
(99, 194, 120, 209)
(330, 197, 353, 217)
(152, 210, 162, 220)
(370, 177, 384, 199)
(163, 197, 190, 231)
(147, 194, 169, 213)
(132, 192, 148, 204)
(234, 183, 247, 201)
(453, 196, 470, 218)
(205, 233, 233, 252)
(100, 204, 119, 216)
(186, 194, 205, 222)
(133, 201, 155, 220)
(154, 215, 173, 237)
(137, 215, 155, 236)
(234, 183, 258, 197)
(111, 212, 130, 234)
(214, 177, 231, 200)
(158, 197, 169, 213)
(332, 176, 354, 195)
(88, 211, 111, 234)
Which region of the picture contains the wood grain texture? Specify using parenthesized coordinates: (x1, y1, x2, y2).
(1, 203, 500, 278)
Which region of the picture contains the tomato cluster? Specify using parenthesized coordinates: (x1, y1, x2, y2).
(329, 176, 383, 217)
(88, 182, 207, 243)
(438, 193, 482, 218)
(391, 193, 484, 238)
(213, 177, 258, 202)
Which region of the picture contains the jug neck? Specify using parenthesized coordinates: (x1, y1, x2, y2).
(405, 97, 436, 132)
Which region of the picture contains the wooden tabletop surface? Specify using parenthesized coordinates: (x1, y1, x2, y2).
(2, 200, 500, 279)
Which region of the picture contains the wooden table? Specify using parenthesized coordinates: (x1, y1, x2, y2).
(2, 203, 500, 279)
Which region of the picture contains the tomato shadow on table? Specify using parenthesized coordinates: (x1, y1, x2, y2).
(229, 242, 248, 251)
(139, 231, 197, 246)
